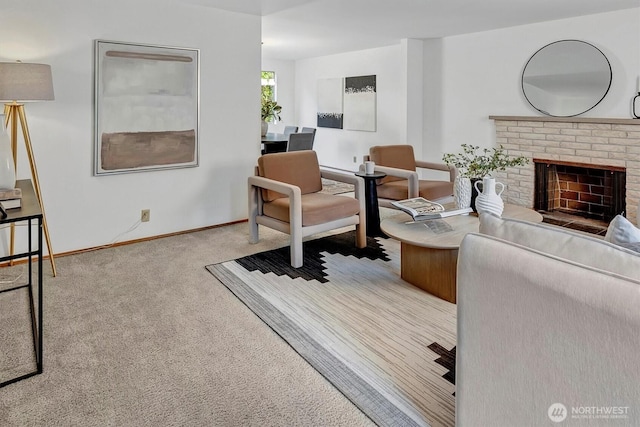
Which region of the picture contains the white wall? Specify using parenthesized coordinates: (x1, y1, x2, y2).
(4, 3, 633, 256)
(295, 45, 406, 171)
(261, 58, 295, 134)
(430, 8, 640, 159)
(0, 0, 261, 255)
(294, 8, 639, 171)
(402, 39, 425, 160)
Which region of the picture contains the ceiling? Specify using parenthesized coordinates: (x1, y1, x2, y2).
(183, 0, 640, 60)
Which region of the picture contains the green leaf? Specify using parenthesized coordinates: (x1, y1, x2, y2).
(442, 144, 528, 178)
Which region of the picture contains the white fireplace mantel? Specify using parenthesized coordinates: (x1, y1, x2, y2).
(489, 115, 640, 125)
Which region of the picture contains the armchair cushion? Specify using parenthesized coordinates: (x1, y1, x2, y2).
(263, 192, 360, 226)
(258, 151, 322, 202)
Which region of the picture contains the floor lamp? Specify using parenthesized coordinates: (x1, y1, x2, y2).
(0, 62, 56, 277)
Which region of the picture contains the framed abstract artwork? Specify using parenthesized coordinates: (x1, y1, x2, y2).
(94, 40, 200, 175)
(316, 74, 376, 131)
(343, 75, 376, 132)
(317, 78, 344, 129)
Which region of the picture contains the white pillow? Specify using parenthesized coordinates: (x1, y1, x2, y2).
(604, 215, 640, 245)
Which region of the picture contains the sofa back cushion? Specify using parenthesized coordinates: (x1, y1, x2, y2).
(457, 233, 640, 426)
(258, 151, 323, 202)
(369, 145, 416, 184)
(479, 213, 640, 280)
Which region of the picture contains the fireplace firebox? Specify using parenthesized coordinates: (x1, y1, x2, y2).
(534, 160, 625, 233)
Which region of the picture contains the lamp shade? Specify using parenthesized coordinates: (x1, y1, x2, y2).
(0, 62, 54, 102)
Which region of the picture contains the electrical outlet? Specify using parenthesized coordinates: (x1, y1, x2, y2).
(141, 209, 150, 222)
(353, 156, 357, 163)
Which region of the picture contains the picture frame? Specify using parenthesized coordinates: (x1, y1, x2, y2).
(316, 74, 376, 131)
(94, 40, 200, 175)
(317, 78, 344, 129)
(343, 75, 376, 132)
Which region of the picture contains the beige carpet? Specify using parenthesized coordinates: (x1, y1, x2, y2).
(0, 223, 377, 426)
(207, 231, 456, 427)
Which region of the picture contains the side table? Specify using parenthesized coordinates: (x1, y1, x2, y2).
(0, 179, 44, 387)
(354, 171, 386, 237)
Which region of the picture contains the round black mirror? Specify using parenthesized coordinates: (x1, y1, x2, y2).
(522, 40, 612, 117)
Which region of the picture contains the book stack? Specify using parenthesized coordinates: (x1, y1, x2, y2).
(0, 187, 22, 210)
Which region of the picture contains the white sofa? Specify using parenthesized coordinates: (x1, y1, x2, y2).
(456, 214, 640, 426)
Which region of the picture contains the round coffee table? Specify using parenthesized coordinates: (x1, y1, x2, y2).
(380, 204, 542, 303)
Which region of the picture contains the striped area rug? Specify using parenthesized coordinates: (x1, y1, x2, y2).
(206, 231, 456, 427)
(321, 178, 355, 195)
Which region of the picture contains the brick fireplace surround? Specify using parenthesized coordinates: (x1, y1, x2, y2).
(490, 116, 640, 225)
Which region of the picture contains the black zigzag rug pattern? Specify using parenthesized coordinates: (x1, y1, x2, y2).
(235, 231, 389, 283)
(206, 231, 457, 427)
(428, 342, 456, 389)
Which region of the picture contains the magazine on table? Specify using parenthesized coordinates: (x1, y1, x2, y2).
(391, 197, 472, 221)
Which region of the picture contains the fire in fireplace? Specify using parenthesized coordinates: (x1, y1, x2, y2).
(534, 159, 626, 234)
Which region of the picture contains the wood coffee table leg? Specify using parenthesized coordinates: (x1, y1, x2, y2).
(400, 242, 458, 303)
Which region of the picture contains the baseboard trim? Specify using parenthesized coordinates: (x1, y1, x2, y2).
(0, 219, 248, 267)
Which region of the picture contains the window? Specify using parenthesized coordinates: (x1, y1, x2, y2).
(261, 71, 280, 124)
(261, 71, 276, 102)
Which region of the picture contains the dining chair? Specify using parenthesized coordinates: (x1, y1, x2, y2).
(300, 127, 316, 136)
(287, 132, 315, 151)
(283, 126, 298, 136)
(248, 150, 366, 267)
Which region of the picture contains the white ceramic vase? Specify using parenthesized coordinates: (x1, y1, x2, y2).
(0, 121, 16, 190)
(453, 176, 472, 209)
(474, 177, 504, 217)
(261, 121, 268, 137)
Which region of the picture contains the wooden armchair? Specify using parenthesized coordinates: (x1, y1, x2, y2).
(365, 145, 457, 207)
(248, 150, 366, 268)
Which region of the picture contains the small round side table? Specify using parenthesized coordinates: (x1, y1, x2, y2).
(354, 171, 387, 237)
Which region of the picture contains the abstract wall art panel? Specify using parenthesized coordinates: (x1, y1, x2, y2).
(94, 40, 200, 175)
(317, 77, 344, 129)
(343, 75, 376, 132)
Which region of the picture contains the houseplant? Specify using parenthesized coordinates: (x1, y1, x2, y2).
(261, 97, 282, 136)
(442, 144, 528, 210)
